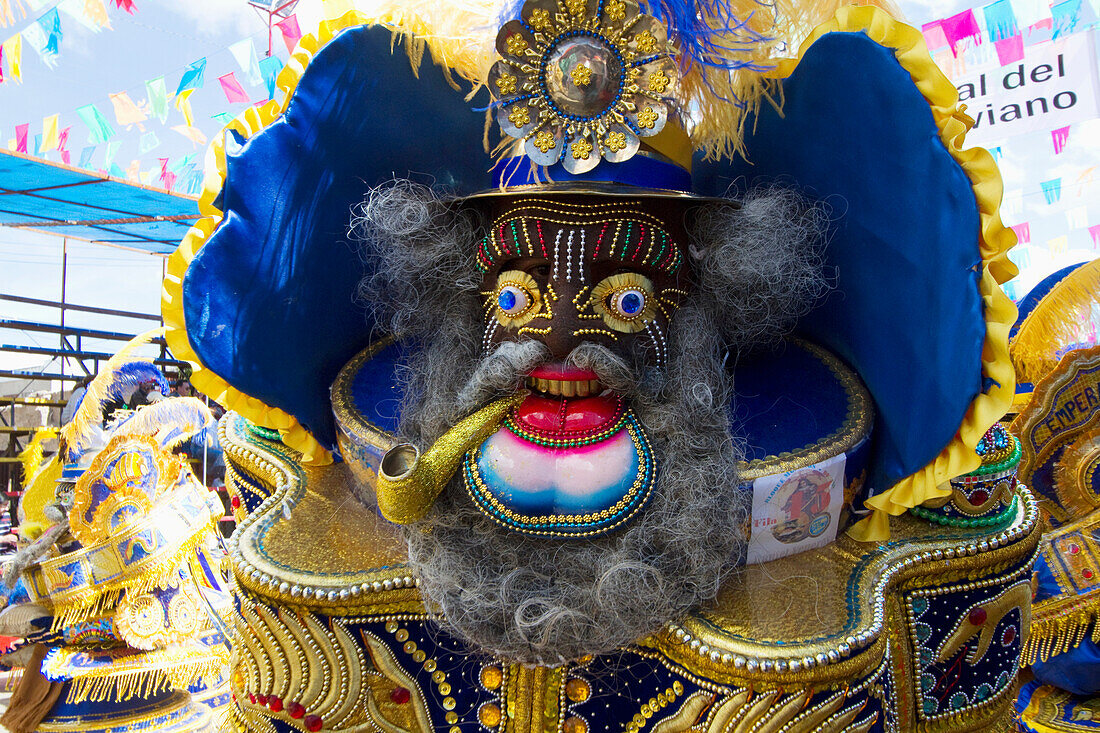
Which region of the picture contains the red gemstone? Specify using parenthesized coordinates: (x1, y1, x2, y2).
(256, 694, 268, 705)
(1003, 626, 1017, 645)
(969, 608, 988, 625)
(304, 714, 323, 732)
(1071, 544, 1081, 555)
(390, 687, 411, 704)
(268, 697, 283, 712)
(969, 489, 989, 505)
(248, 693, 256, 704)
(287, 702, 305, 719)
(1085, 569, 1094, 579)
(231, 495, 241, 509)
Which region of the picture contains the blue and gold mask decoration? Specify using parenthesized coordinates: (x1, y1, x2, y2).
(0, 342, 231, 733)
(146, 1, 1057, 731)
(489, 0, 680, 173)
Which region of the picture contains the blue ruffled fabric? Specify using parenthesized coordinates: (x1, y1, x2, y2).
(181, 26, 493, 450)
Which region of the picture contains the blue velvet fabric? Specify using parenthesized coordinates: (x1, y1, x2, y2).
(1033, 637, 1100, 696)
(181, 26, 492, 450)
(696, 31, 986, 496)
(732, 341, 851, 462)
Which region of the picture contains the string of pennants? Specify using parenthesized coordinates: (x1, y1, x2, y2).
(0, 0, 304, 195)
(920, 0, 1098, 64)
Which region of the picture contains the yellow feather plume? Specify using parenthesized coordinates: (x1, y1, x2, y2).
(1011, 259, 1100, 384)
(17, 427, 57, 484)
(18, 455, 62, 541)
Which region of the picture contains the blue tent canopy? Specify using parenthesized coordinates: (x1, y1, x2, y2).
(0, 150, 198, 254)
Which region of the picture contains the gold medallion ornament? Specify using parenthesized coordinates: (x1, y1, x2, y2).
(488, 0, 679, 173)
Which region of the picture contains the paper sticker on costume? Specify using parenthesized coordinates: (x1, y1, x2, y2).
(748, 454, 845, 564)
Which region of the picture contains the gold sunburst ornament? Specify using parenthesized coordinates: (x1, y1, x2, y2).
(489, 0, 680, 174)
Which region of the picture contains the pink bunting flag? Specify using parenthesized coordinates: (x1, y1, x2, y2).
(275, 14, 301, 54)
(941, 10, 981, 54)
(0, 44, 4, 84)
(1025, 17, 1052, 44)
(58, 125, 70, 163)
(1052, 126, 1071, 154)
(921, 21, 949, 50)
(113, 0, 136, 14)
(158, 156, 175, 190)
(1010, 222, 1030, 244)
(994, 35, 1024, 64)
(15, 122, 27, 153)
(218, 72, 250, 104)
(1090, 224, 1100, 249)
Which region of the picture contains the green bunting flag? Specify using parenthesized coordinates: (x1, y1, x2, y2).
(75, 103, 115, 144)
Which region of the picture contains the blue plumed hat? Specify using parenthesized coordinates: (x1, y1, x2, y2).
(163, 1, 1018, 539)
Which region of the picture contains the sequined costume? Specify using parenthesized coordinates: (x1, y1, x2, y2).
(160, 2, 1034, 730)
(0, 332, 231, 733)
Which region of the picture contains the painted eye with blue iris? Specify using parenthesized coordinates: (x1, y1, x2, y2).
(592, 272, 656, 333)
(493, 270, 542, 328)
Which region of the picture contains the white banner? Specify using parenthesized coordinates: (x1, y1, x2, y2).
(954, 30, 1100, 145)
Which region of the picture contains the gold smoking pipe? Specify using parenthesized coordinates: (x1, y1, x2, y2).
(375, 392, 527, 524)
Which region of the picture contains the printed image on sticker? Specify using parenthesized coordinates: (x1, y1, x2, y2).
(747, 453, 846, 565)
(771, 469, 834, 544)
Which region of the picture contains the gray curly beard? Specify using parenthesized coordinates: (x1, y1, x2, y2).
(397, 302, 747, 665)
(351, 181, 828, 664)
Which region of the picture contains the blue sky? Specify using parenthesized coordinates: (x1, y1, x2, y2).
(0, 0, 1093, 376)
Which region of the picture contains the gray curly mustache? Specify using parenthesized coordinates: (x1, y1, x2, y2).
(453, 339, 644, 416)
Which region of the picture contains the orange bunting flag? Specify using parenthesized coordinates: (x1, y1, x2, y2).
(41, 114, 59, 152)
(108, 91, 147, 127)
(171, 124, 207, 147)
(84, 0, 110, 29)
(0, 0, 13, 27)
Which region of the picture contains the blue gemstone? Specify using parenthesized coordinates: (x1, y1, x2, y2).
(620, 292, 643, 315)
(498, 289, 517, 311)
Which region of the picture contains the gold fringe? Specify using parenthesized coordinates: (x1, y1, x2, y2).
(46, 527, 216, 630)
(1052, 430, 1100, 519)
(1011, 259, 1100, 385)
(1021, 599, 1100, 666)
(62, 651, 227, 705)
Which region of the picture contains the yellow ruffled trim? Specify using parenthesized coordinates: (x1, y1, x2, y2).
(764, 7, 1018, 542)
(163, 9, 448, 466)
